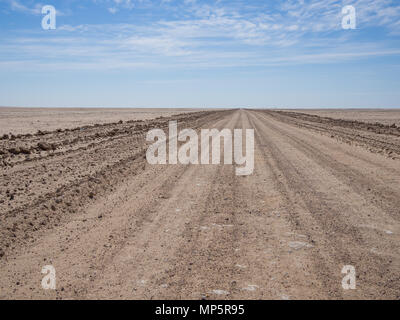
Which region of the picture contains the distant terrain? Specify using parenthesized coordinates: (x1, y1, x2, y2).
(0, 107, 201, 135)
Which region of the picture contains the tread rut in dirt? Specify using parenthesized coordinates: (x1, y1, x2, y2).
(1, 109, 400, 299)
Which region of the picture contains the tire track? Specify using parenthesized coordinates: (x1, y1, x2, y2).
(247, 110, 400, 299)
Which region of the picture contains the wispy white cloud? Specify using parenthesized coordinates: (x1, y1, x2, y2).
(108, 7, 118, 14)
(1, 0, 399, 71)
(5, 0, 43, 14)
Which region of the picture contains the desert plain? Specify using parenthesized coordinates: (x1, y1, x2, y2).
(0, 107, 400, 299)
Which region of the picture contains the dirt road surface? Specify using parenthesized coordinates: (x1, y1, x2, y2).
(1, 109, 400, 300)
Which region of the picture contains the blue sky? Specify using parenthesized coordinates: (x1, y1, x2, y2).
(0, 0, 399, 108)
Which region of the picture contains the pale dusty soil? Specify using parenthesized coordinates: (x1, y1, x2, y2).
(1, 109, 400, 300)
(291, 109, 400, 126)
(0, 107, 200, 135)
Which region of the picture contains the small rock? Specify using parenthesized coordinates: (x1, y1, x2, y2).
(19, 147, 31, 155)
(288, 241, 313, 250)
(212, 290, 229, 295)
(8, 147, 21, 155)
(242, 284, 259, 291)
(38, 142, 52, 151)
